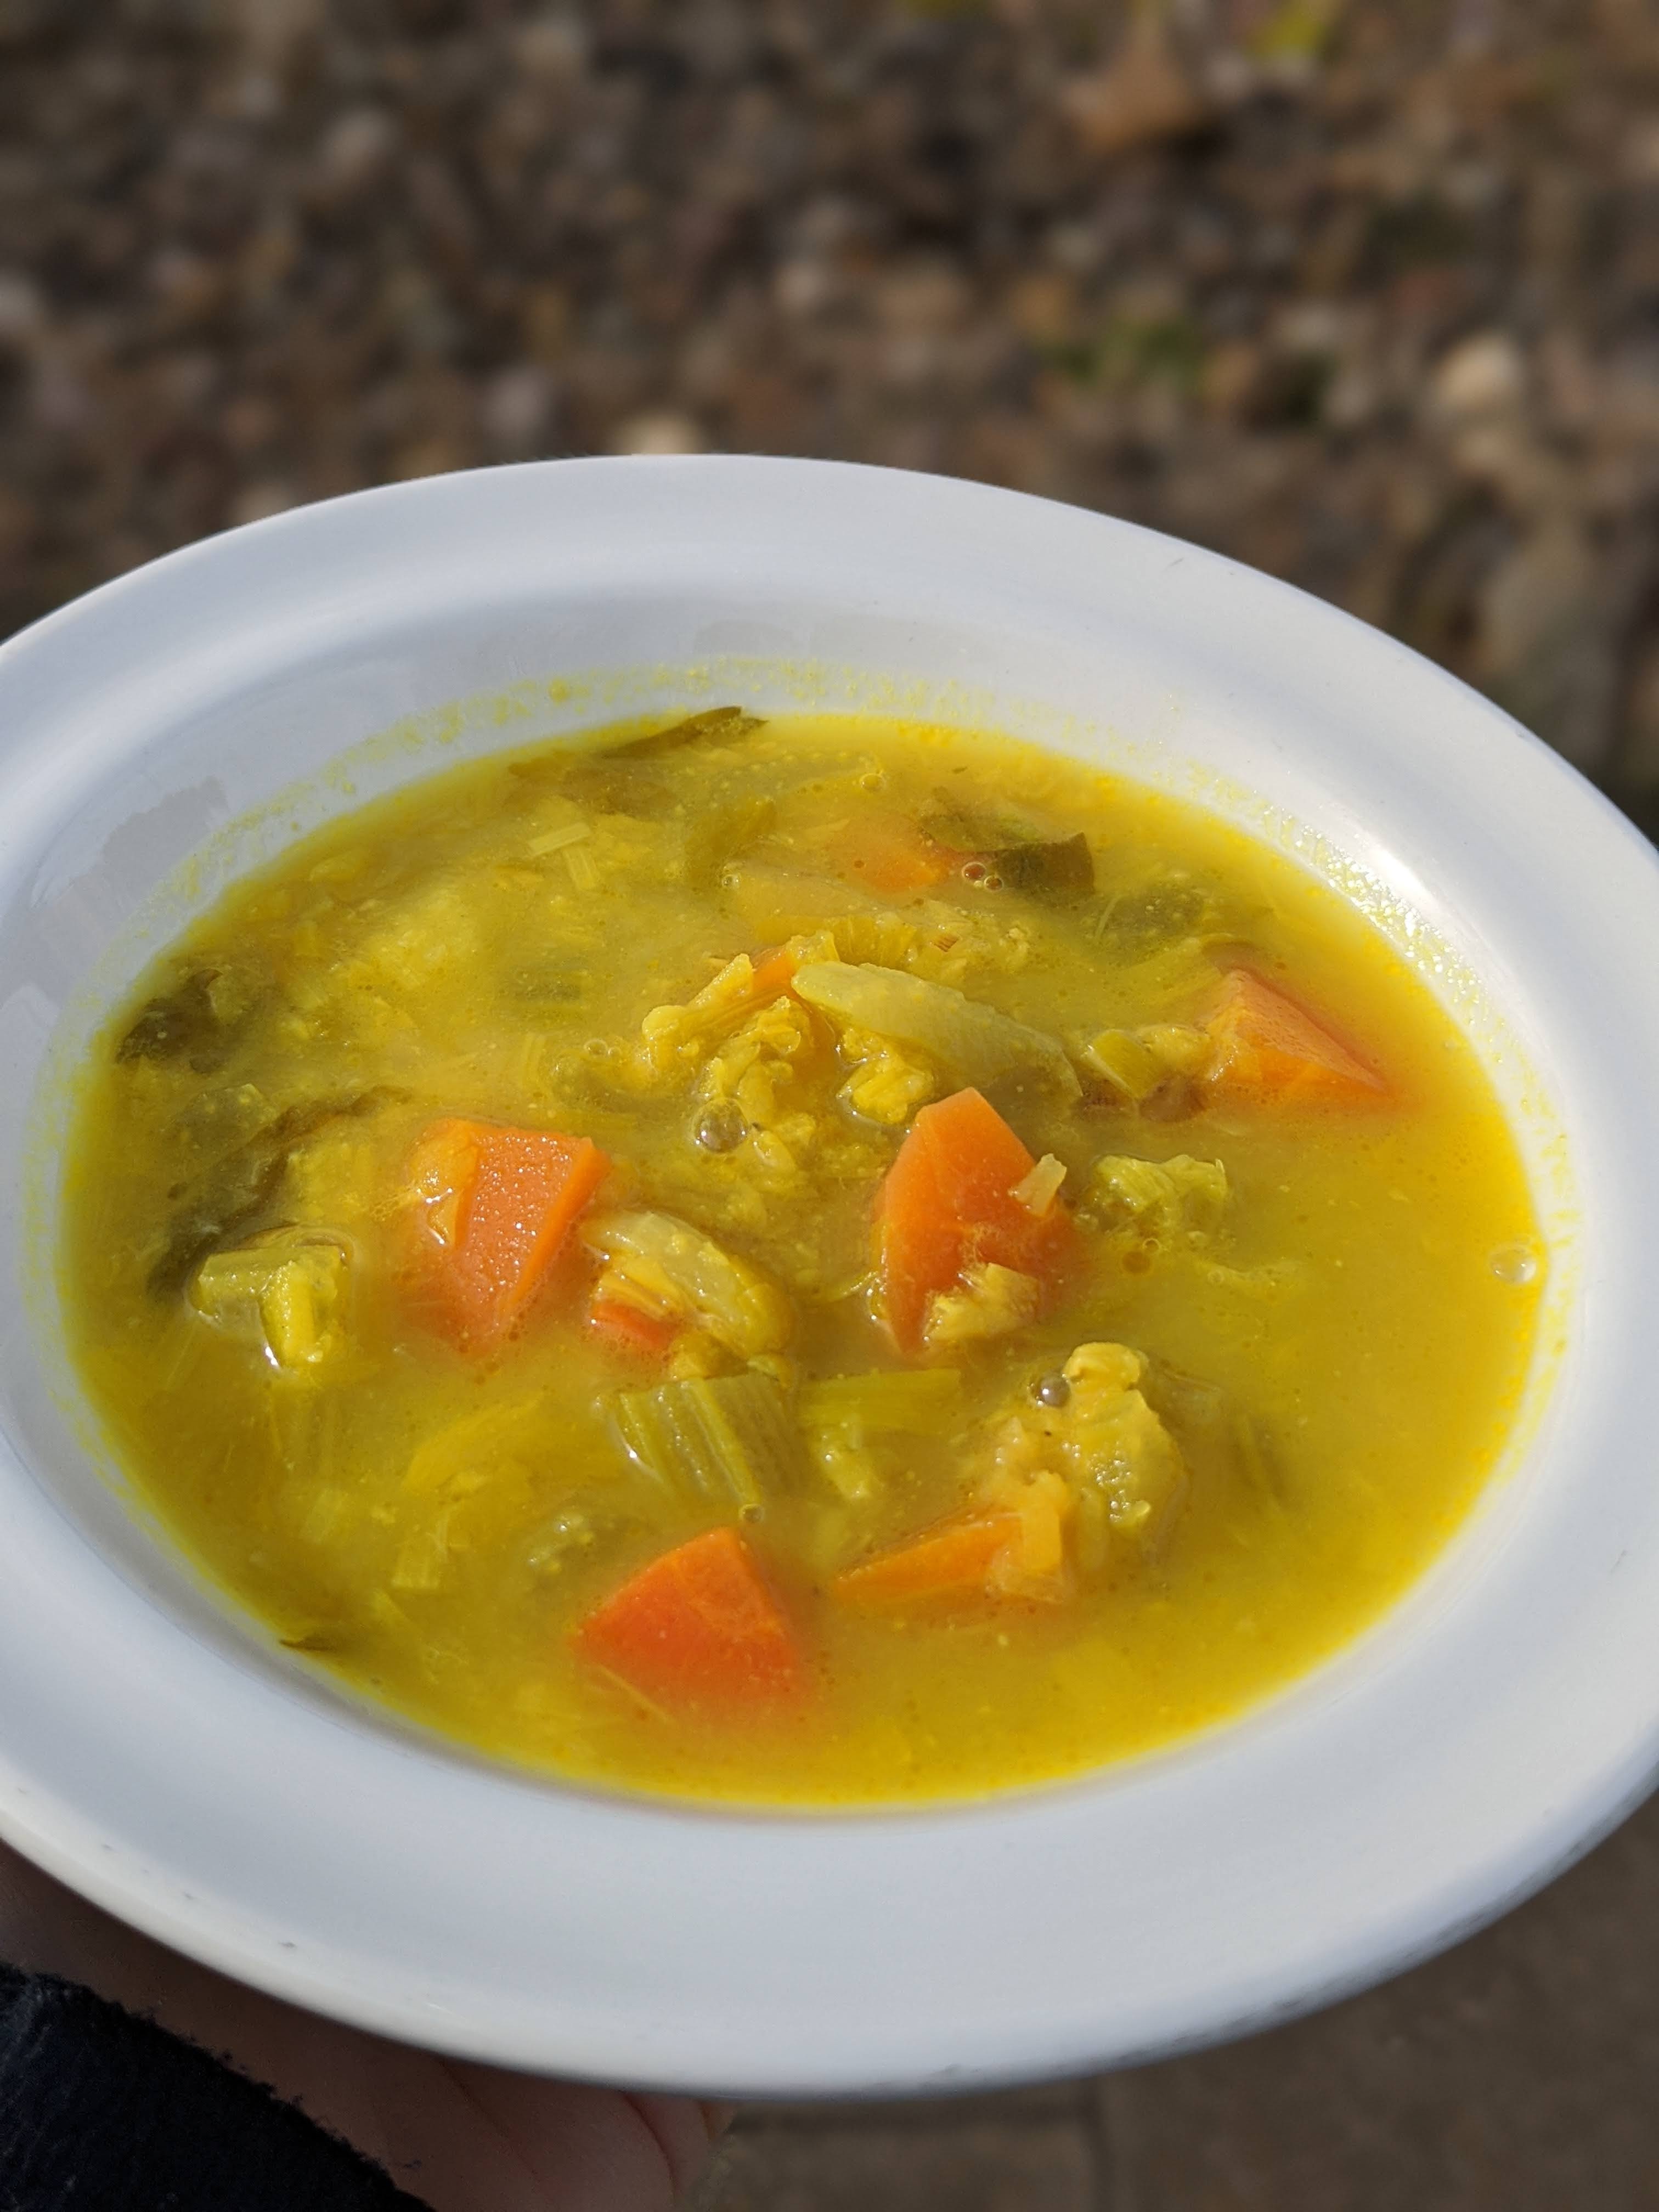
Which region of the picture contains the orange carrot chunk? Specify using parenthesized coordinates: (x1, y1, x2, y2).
(408, 1118, 609, 1346)
(834, 1513, 1022, 1610)
(587, 1296, 680, 1360)
(877, 1087, 1079, 1353)
(574, 1527, 803, 1712)
(825, 812, 953, 895)
(1203, 970, 1386, 1106)
(746, 946, 800, 1003)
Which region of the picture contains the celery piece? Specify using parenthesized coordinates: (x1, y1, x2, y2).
(1082, 1024, 1213, 1102)
(798, 1368, 963, 1438)
(391, 1515, 452, 1594)
(793, 963, 1080, 1101)
(1080, 1029, 1165, 1102)
(190, 1226, 349, 1370)
(611, 1372, 804, 1516)
(527, 820, 593, 857)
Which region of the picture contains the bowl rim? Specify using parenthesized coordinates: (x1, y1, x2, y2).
(4, 453, 1659, 2096)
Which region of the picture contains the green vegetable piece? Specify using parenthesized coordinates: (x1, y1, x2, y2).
(916, 796, 1093, 896)
(611, 1372, 804, 1517)
(1096, 874, 1215, 957)
(146, 1088, 394, 1298)
(146, 1152, 287, 1298)
(989, 833, 1093, 898)
(793, 962, 1081, 1102)
(919, 802, 1029, 852)
(280, 1626, 352, 1655)
(614, 706, 765, 758)
(506, 959, 586, 1007)
(1141, 1359, 1230, 1446)
(799, 1368, 963, 1437)
(191, 1226, 349, 1372)
(1082, 1030, 1165, 1102)
(116, 963, 270, 1073)
(116, 970, 220, 1064)
(683, 793, 777, 891)
(522, 758, 676, 817)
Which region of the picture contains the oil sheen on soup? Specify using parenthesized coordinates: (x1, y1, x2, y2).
(60, 707, 1543, 1804)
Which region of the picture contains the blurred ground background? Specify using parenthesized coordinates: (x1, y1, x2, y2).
(3, 0, 1659, 820)
(3, 1, 1659, 2204)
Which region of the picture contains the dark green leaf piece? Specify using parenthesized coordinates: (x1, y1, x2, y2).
(116, 970, 223, 1067)
(1096, 876, 1214, 955)
(147, 1088, 397, 1297)
(918, 800, 1029, 852)
(989, 833, 1094, 896)
(612, 706, 765, 758)
(683, 794, 776, 890)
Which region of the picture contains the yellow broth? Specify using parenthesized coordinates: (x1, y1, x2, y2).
(59, 711, 1542, 1804)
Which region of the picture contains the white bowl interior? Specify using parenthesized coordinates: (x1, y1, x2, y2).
(0, 458, 1655, 2095)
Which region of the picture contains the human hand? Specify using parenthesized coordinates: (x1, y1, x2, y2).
(0, 1836, 727, 2211)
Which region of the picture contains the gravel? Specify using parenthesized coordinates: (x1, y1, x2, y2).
(2, 1, 1657, 822)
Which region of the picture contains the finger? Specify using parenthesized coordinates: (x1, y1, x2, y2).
(431, 2067, 724, 2211)
(699, 2098, 738, 2140)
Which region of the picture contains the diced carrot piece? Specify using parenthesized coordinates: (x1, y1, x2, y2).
(834, 1513, 1023, 1609)
(1203, 970, 1386, 1106)
(825, 812, 953, 895)
(588, 1296, 679, 1359)
(408, 1118, 609, 1346)
(574, 1528, 803, 1712)
(877, 1088, 1079, 1352)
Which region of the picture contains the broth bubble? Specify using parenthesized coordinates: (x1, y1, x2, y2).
(1489, 1242, 1540, 1285)
(695, 1102, 747, 1153)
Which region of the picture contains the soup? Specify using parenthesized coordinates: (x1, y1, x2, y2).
(59, 707, 1541, 1804)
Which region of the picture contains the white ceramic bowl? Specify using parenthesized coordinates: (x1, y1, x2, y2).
(3, 457, 1658, 2097)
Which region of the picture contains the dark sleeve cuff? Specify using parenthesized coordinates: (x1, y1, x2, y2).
(0, 1962, 433, 2210)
